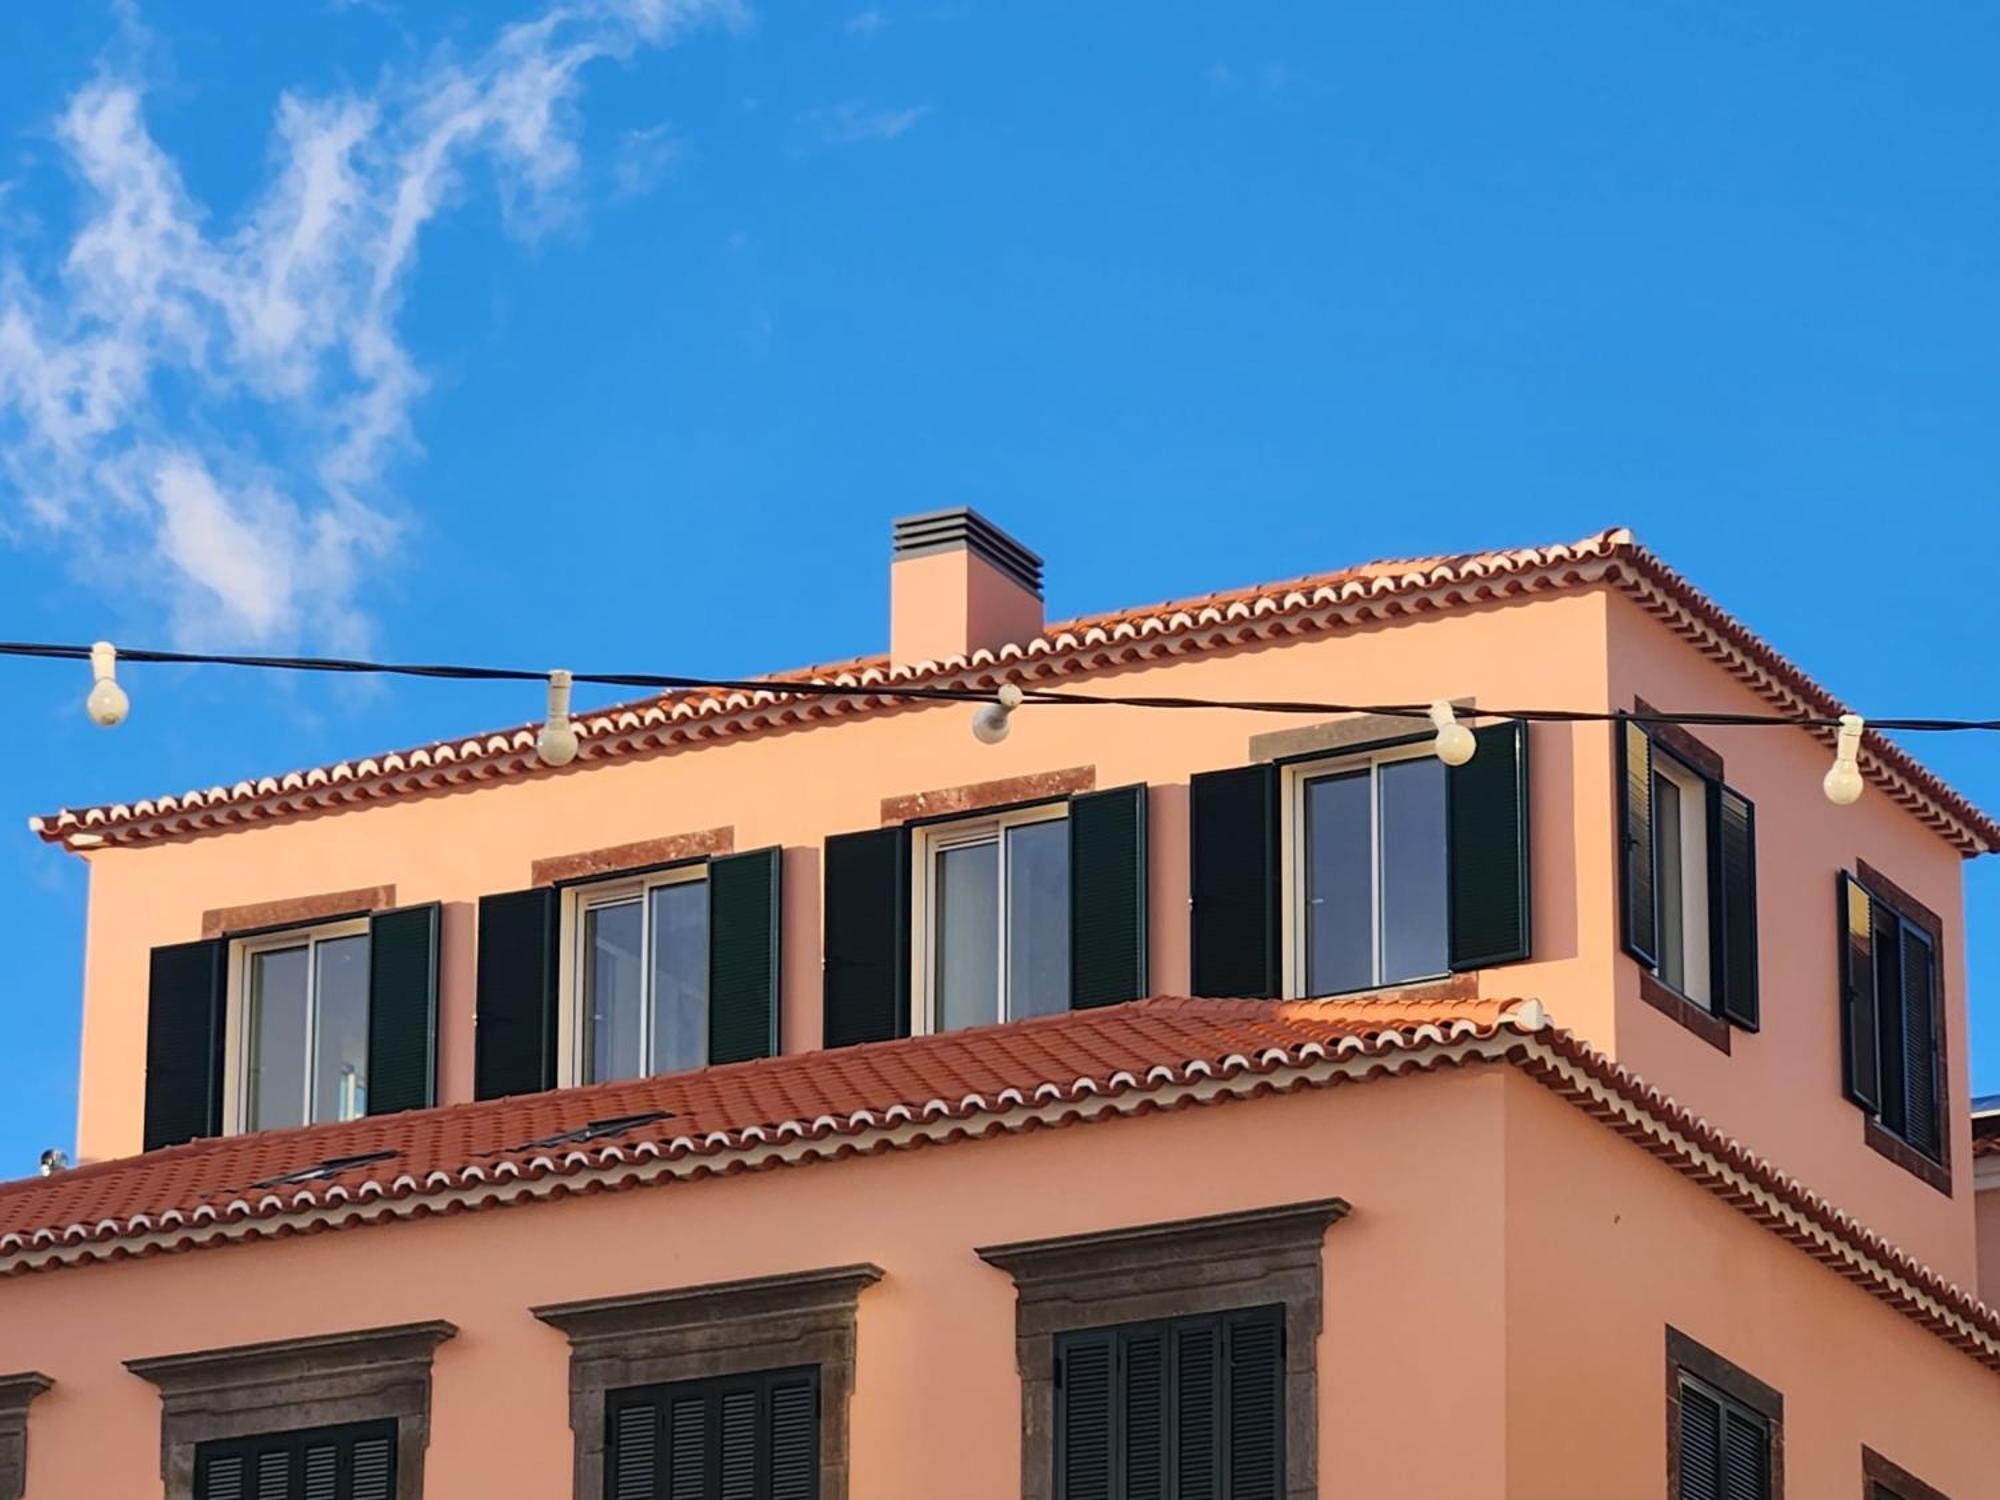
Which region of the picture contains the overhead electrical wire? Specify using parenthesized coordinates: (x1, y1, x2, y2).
(1, 636, 1986, 806)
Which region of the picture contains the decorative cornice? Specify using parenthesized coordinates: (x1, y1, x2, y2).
(0, 1373, 52, 1500)
(33, 529, 1996, 855)
(532, 1264, 884, 1346)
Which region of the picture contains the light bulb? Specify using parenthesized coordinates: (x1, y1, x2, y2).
(85, 641, 128, 727)
(1822, 713, 1865, 806)
(971, 683, 1025, 745)
(537, 670, 579, 767)
(1428, 701, 1476, 766)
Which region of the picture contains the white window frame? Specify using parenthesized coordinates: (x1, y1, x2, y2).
(222, 915, 372, 1136)
(910, 802, 1069, 1036)
(1649, 749, 1714, 1009)
(1281, 739, 1449, 1000)
(556, 863, 710, 1087)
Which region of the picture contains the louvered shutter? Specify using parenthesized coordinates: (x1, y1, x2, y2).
(1900, 927, 1940, 1158)
(609, 1399, 661, 1500)
(1447, 720, 1532, 969)
(666, 1391, 707, 1500)
(1069, 784, 1149, 1009)
(1838, 874, 1882, 1111)
(767, 1372, 819, 1500)
(1720, 1406, 1770, 1500)
(708, 847, 783, 1064)
(719, 1386, 757, 1500)
(1677, 1381, 1722, 1500)
(196, 1421, 397, 1500)
(366, 904, 439, 1115)
(1121, 1328, 1167, 1500)
(822, 826, 910, 1048)
(144, 937, 228, 1150)
(1620, 719, 1658, 966)
(1189, 764, 1280, 998)
(1223, 1308, 1284, 1500)
(1713, 789, 1759, 1030)
(1174, 1320, 1220, 1500)
(473, 886, 560, 1100)
(1056, 1330, 1115, 1500)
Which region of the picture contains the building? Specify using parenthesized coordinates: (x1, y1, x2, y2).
(1, 513, 1997, 1498)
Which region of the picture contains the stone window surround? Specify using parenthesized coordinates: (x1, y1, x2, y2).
(1862, 1443, 1950, 1500)
(201, 886, 396, 939)
(1665, 1325, 1784, 1499)
(532, 1263, 882, 1500)
(0, 1372, 52, 1500)
(125, 1320, 455, 1500)
(976, 1198, 1348, 1500)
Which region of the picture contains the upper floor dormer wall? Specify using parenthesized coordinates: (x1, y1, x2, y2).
(50, 524, 1992, 1289)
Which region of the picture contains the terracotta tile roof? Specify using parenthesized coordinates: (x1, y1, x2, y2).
(1, 994, 1996, 1379)
(31, 528, 1999, 855)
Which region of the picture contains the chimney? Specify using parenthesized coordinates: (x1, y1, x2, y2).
(890, 508, 1045, 668)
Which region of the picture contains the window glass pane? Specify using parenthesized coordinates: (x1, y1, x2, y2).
(1305, 771, 1372, 995)
(247, 945, 310, 1130)
(1005, 818, 1070, 1020)
(585, 898, 645, 1083)
(1378, 756, 1449, 984)
(649, 879, 710, 1076)
(1655, 773, 1685, 990)
(312, 933, 371, 1122)
(935, 838, 1000, 1032)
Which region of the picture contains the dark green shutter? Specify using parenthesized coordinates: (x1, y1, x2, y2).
(1713, 788, 1759, 1031)
(1447, 720, 1532, 969)
(474, 886, 559, 1100)
(1678, 1381, 1722, 1500)
(1838, 874, 1881, 1112)
(1069, 784, 1149, 1009)
(1620, 718, 1658, 966)
(608, 1399, 659, 1500)
(1122, 1328, 1167, 1500)
(143, 938, 227, 1150)
(615, 1368, 817, 1500)
(1174, 1320, 1220, 1499)
(366, 903, 439, 1115)
(767, 1372, 819, 1500)
(1223, 1307, 1284, 1499)
(822, 826, 910, 1048)
(1189, 764, 1280, 998)
(1900, 927, 1940, 1158)
(709, 847, 783, 1065)
(1056, 1330, 1115, 1500)
(195, 1418, 395, 1500)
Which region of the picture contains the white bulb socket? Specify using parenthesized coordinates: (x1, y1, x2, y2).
(1429, 701, 1476, 766)
(536, 669, 580, 767)
(972, 683, 1025, 746)
(85, 641, 129, 728)
(1822, 713, 1865, 806)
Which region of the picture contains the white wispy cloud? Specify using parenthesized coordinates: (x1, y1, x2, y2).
(844, 8, 885, 36)
(0, 0, 733, 649)
(795, 99, 929, 150)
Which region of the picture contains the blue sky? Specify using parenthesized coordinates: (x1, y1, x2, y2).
(1, 1, 1996, 1172)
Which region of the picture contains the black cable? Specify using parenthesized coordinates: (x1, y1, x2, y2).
(2, 638, 1992, 732)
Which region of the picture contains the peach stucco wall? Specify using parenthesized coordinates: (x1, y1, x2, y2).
(1603, 592, 1976, 1287)
(1978, 1183, 2000, 1306)
(66, 580, 1977, 1285)
(5, 1066, 1995, 1496)
(1502, 1075, 1998, 1497)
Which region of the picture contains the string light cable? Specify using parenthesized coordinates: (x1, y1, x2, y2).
(5, 638, 1995, 805)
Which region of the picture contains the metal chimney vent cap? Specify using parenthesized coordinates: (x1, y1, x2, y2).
(891, 507, 1043, 597)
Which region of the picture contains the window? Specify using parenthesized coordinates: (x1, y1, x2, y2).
(195, 1420, 397, 1500)
(231, 918, 371, 1131)
(1675, 1375, 1772, 1500)
(604, 1367, 818, 1500)
(1840, 868, 1946, 1168)
(564, 866, 709, 1085)
(1287, 745, 1449, 995)
(1665, 1328, 1781, 1500)
(1055, 1307, 1283, 1500)
(1862, 1444, 1951, 1500)
(916, 804, 1069, 1032)
(1619, 716, 1759, 1031)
